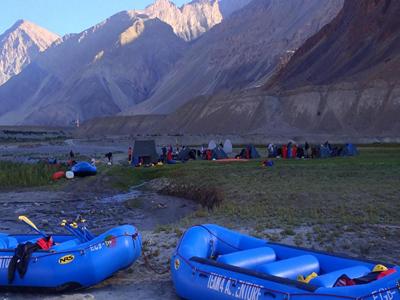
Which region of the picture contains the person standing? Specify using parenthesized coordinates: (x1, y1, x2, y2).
(162, 145, 167, 162)
(292, 144, 297, 159)
(167, 147, 173, 162)
(282, 145, 288, 159)
(128, 146, 133, 164)
(305, 142, 311, 158)
(105, 152, 113, 165)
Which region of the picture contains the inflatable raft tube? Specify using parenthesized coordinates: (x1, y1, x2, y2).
(0, 225, 141, 292)
(171, 224, 400, 300)
(71, 162, 97, 177)
(51, 171, 65, 181)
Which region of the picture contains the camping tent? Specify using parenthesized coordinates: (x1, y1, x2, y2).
(248, 144, 260, 159)
(238, 144, 260, 159)
(223, 139, 233, 154)
(132, 140, 159, 164)
(319, 145, 332, 158)
(178, 148, 196, 161)
(212, 147, 228, 160)
(208, 140, 217, 150)
(341, 143, 358, 156)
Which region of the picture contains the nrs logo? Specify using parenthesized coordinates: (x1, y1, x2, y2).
(58, 254, 75, 265)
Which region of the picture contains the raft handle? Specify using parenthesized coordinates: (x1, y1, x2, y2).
(264, 291, 277, 298)
(199, 272, 208, 279)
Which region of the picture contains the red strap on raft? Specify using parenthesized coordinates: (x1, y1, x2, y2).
(334, 275, 356, 287)
(36, 237, 54, 250)
(377, 269, 396, 279)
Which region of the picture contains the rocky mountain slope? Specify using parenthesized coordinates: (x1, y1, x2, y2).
(127, 0, 344, 115)
(143, 0, 222, 41)
(0, 20, 59, 85)
(269, 0, 400, 89)
(261, 0, 400, 136)
(0, 12, 188, 125)
(142, 0, 252, 41)
(160, 0, 400, 137)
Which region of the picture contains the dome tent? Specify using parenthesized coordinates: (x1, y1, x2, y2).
(223, 139, 233, 154)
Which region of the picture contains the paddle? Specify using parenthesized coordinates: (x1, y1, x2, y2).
(74, 215, 94, 241)
(18, 215, 48, 237)
(61, 220, 87, 242)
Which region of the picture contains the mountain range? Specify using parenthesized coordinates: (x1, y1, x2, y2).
(0, 0, 399, 139)
(0, 0, 251, 125)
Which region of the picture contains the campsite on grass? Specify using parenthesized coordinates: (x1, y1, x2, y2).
(0, 135, 398, 298)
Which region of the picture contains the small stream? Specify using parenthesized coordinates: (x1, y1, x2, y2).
(0, 188, 197, 234)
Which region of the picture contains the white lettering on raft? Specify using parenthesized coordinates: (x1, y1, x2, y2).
(371, 287, 396, 300)
(207, 273, 262, 300)
(0, 256, 12, 269)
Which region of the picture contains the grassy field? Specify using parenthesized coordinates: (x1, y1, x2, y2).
(2, 146, 399, 228)
(106, 146, 400, 263)
(0, 161, 61, 188)
(108, 146, 400, 228)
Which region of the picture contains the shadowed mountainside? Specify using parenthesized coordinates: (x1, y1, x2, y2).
(126, 0, 344, 115)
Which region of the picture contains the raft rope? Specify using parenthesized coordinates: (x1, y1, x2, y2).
(176, 225, 400, 300)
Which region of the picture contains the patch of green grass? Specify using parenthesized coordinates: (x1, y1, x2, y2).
(0, 161, 62, 188)
(105, 165, 175, 190)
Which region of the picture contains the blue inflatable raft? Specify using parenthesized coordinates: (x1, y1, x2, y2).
(0, 225, 141, 291)
(71, 162, 97, 177)
(171, 224, 400, 300)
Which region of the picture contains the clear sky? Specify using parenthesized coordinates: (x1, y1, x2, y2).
(0, 0, 190, 36)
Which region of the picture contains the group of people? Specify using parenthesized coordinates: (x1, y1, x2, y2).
(67, 150, 113, 166)
(266, 141, 353, 159)
(266, 142, 312, 159)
